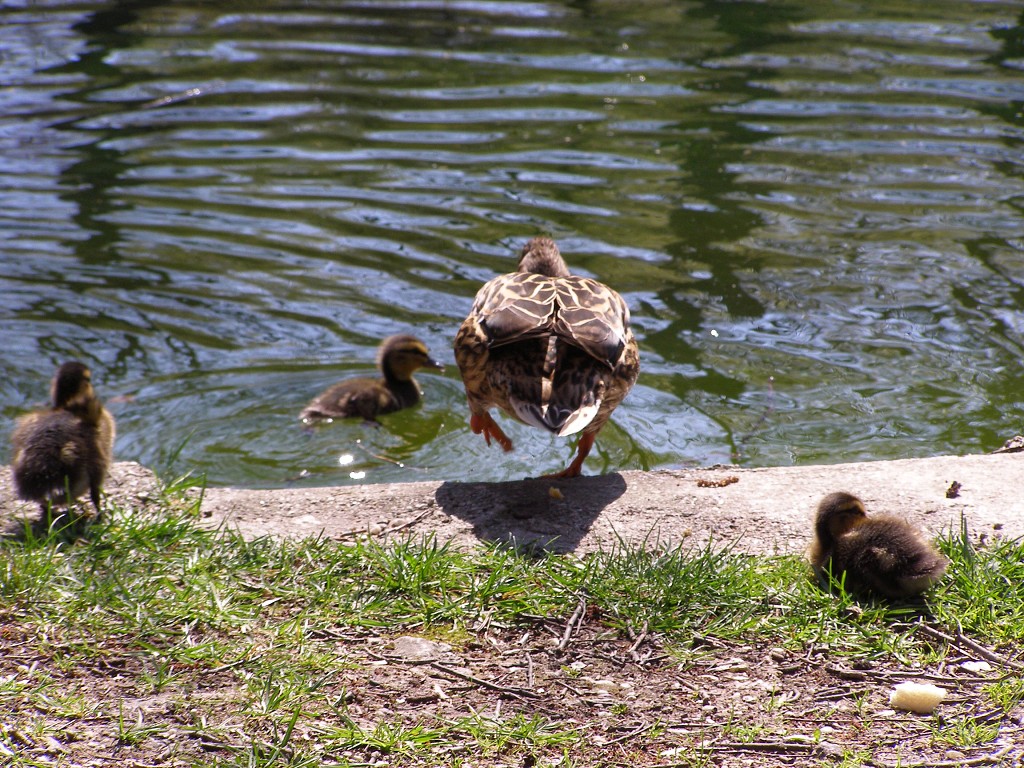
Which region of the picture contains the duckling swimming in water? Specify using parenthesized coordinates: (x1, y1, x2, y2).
(453, 237, 640, 478)
(809, 491, 948, 599)
(11, 361, 116, 515)
(300, 335, 444, 422)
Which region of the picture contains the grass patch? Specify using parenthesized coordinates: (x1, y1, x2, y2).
(1, 484, 1022, 766)
(934, 521, 1024, 640)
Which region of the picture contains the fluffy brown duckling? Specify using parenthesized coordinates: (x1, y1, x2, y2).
(300, 334, 444, 422)
(11, 361, 116, 515)
(809, 491, 948, 599)
(454, 237, 640, 478)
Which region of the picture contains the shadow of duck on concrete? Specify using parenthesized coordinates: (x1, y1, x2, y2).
(434, 473, 627, 554)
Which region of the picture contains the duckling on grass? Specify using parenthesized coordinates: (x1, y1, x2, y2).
(11, 361, 116, 516)
(809, 491, 948, 599)
(453, 236, 640, 478)
(300, 335, 444, 423)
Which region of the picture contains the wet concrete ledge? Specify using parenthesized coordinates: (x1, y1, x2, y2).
(1, 452, 1020, 555)
(196, 452, 1022, 555)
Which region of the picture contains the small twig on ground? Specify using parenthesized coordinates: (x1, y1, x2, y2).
(367, 650, 541, 698)
(365, 650, 436, 666)
(970, 708, 1008, 726)
(868, 744, 1014, 768)
(428, 662, 541, 699)
(825, 659, 999, 687)
(554, 679, 594, 703)
(556, 595, 587, 652)
(915, 624, 1024, 671)
(386, 508, 432, 533)
(334, 508, 432, 539)
(627, 619, 650, 662)
(334, 525, 385, 539)
(824, 664, 868, 682)
(708, 740, 819, 753)
(602, 721, 658, 746)
(652, 739, 819, 766)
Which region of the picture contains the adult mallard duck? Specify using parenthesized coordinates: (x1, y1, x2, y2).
(11, 361, 116, 514)
(808, 492, 948, 599)
(300, 334, 444, 423)
(453, 236, 640, 477)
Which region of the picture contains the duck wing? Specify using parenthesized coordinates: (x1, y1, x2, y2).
(472, 272, 559, 346)
(551, 275, 632, 369)
(474, 273, 631, 369)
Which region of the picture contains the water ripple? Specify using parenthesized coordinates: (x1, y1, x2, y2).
(2, 0, 1023, 484)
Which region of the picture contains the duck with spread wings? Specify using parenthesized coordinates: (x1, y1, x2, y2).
(454, 237, 639, 477)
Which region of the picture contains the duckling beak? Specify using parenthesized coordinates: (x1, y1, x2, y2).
(427, 357, 446, 373)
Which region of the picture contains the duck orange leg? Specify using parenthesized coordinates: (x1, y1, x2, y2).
(470, 412, 513, 452)
(549, 431, 596, 478)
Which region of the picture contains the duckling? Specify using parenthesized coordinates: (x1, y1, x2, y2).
(453, 237, 640, 477)
(300, 334, 444, 422)
(11, 361, 116, 515)
(809, 492, 948, 599)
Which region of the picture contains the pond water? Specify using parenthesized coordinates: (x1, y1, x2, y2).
(2, 0, 1023, 488)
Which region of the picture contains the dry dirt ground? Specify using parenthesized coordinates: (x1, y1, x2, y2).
(2, 453, 1023, 767)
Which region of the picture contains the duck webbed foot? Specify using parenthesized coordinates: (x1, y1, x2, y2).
(470, 412, 514, 452)
(545, 431, 596, 479)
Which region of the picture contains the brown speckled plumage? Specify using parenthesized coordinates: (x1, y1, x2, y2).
(454, 237, 640, 477)
(300, 334, 443, 422)
(809, 492, 948, 599)
(11, 361, 116, 514)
